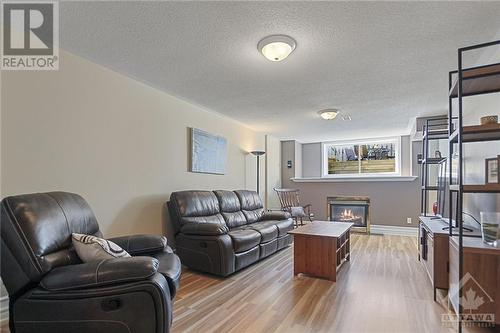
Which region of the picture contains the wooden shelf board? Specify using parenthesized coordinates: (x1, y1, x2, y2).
(336, 239, 349, 252)
(449, 123, 500, 143)
(450, 183, 500, 193)
(449, 63, 500, 97)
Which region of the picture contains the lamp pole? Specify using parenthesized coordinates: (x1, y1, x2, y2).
(251, 151, 266, 194)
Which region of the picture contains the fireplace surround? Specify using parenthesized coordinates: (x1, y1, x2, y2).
(327, 196, 370, 233)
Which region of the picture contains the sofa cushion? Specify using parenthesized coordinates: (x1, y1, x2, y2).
(180, 219, 228, 235)
(266, 219, 294, 237)
(214, 190, 241, 212)
(245, 221, 278, 243)
(261, 211, 291, 220)
(222, 211, 247, 229)
(169, 191, 227, 233)
(170, 190, 220, 218)
(228, 228, 261, 253)
(234, 190, 264, 223)
(214, 190, 247, 228)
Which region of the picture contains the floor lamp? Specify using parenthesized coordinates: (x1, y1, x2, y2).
(251, 150, 265, 194)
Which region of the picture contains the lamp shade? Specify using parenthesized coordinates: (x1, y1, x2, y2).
(251, 151, 266, 156)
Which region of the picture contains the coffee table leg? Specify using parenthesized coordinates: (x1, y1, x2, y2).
(293, 235, 302, 277)
(346, 230, 350, 261)
(330, 238, 337, 281)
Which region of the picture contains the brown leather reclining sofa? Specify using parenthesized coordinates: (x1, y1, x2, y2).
(168, 190, 293, 276)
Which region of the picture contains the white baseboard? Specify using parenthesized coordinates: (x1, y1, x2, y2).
(370, 224, 418, 237)
(0, 296, 8, 325)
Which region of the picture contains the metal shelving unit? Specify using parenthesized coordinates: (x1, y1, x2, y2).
(447, 39, 500, 333)
(420, 116, 448, 216)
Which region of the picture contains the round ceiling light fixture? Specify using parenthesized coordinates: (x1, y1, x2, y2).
(257, 35, 296, 62)
(318, 109, 339, 120)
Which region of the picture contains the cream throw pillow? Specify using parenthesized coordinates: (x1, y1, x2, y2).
(72, 233, 131, 262)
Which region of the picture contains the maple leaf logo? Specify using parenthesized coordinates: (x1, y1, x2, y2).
(460, 288, 485, 311)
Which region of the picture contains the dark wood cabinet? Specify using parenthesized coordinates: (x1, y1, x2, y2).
(419, 217, 450, 299)
(419, 217, 482, 302)
(449, 236, 500, 326)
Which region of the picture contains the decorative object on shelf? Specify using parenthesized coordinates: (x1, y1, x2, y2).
(190, 128, 227, 175)
(251, 150, 266, 193)
(480, 212, 500, 246)
(432, 202, 438, 215)
(480, 115, 498, 125)
(435, 150, 442, 159)
(485, 156, 499, 183)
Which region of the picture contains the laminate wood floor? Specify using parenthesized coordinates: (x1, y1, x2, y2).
(1, 234, 496, 333)
(172, 234, 496, 333)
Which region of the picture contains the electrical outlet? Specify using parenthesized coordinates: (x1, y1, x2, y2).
(407, 217, 412, 224)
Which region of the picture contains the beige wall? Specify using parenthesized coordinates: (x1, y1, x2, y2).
(281, 179, 420, 227)
(1, 50, 266, 244)
(281, 137, 420, 227)
(265, 135, 281, 210)
(281, 141, 296, 183)
(294, 141, 303, 179)
(302, 142, 321, 177)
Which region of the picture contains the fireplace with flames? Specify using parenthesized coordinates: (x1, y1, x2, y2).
(327, 196, 370, 233)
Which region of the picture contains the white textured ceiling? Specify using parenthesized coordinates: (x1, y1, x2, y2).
(60, 1, 500, 142)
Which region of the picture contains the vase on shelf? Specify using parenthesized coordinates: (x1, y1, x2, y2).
(480, 212, 500, 246)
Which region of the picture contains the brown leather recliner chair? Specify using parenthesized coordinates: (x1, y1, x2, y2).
(1, 192, 181, 333)
(168, 190, 293, 276)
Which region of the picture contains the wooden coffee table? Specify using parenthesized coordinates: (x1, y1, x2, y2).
(288, 221, 353, 281)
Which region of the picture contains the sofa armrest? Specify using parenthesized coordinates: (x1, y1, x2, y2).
(261, 211, 291, 220)
(40, 257, 159, 291)
(108, 234, 168, 255)
(180, 221, 228, 235)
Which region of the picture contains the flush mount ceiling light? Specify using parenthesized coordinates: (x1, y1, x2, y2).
(257, 35, 296, 62)
(318, 109, 339, 120)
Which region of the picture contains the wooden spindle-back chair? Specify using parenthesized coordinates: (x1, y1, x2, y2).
(274, 188, 314, 227)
